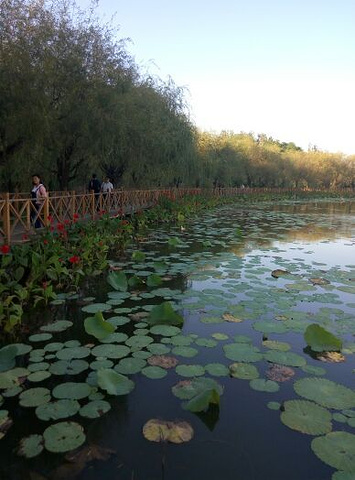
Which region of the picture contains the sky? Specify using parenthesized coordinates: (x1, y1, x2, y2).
(77, 0, 355, 154)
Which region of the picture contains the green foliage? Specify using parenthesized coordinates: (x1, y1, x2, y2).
(304, 324, 342, 352)
(147, 302, 184, 326)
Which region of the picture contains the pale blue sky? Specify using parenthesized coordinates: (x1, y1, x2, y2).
(78, 0, 355, 153)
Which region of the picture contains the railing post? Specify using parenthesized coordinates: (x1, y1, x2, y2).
(91, 191, 95, 219)
(71, 191, 76, 220)
(3, 193, 11, 245)
(43, 193, 49, 227)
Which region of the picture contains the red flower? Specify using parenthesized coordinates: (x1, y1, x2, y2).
(57, 223, 65, 232)
(64, 219, 70, 225)
(69, 255, 80, 264)
(22, 234, 28, 241)
(43, 239, 49, 245)
(73, 213, 79, 219)
(47, 215, 54, 223)
(1, 244, 10, 254)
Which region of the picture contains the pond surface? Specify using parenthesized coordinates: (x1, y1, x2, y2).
(1, 199, 355, 480)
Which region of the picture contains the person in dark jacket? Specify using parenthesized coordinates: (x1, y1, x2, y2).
(88, 174, 101, 210)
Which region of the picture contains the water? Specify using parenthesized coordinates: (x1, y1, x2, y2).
(1, 199, 355, 480)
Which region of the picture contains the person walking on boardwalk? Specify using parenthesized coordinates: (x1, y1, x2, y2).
(101, 177, 113, 195)
(88, 173, 101, 210)
(31, 174, 47, 228)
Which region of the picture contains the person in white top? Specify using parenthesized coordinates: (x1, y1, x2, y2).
(31, 174, 47, 228)
(101, 178, 114, 194)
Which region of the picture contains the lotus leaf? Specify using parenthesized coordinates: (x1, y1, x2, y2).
(143, 419, 193, 443)
(223, 343, 263, 363)
(175, 364, 205, 377)
(304, 324, 342, 352)
(132, 351, 153, 360)
(84, 312, 115, 340)
(271, 269, 290, 278)
(44, 343, 64, 352)
(28, 371, 51, 382)
(146, 274, 163, 287)
(57, 346, 91, 360)
(333, 413, 348, 423)
(311, 431, 355, 471)
(79, 400, 111, 418)
(211, 333, 229, 341)
(91, 344, 130, 359)
(183, 387, 220, 413)
(332, 472, 355, 480)
(0, 345, 18, 372)
(0, 410, 12, 439)
(97, 369, 134, 395)
(81, 303, 112, 313)
(267, 401, 281, 410)
(150, 325, 181, 336)
(147, 302, 183, 326)
(125, 335, 154, 349)
(204, 363, 229, 377)
(49, 360, 89, 376)
(0, 368, 29, 389)
(142, 366, 168, 379)
(195, 338, 218, 348)
(9, 343, 32, 355)
(169, 335, 193, 346)
(28, 333, 53, 343)
(295, 378, 355, 409)
(132, 251, 146, 262)
(19, 388, 51, 407)
(253, 321, 288, 334)
(147, 344, 171, 355)
(262, 340, 291, 352)
(264, 350, 306, 367)
(115, 357, 146, 374)
(3, 386, 22, 398)
(36, 399, 80, 420)
(172, 377, 223, 400)
(18, 434, 43, 458)
(43, 421, 85, 453)
(281, 399, 332, 435)
(107, 316, 130, 327)
(249, 379, 279, 392)
(64, 340, 81, 348)
(229, 363, 259, 380)
(107, 271, 128, 292)
(301, 365, 327, 376)
(40, 320, 73, 332)
(90, 360, 114, 370)
(52, 382, 91, 400)
(171, 346, 199, 358)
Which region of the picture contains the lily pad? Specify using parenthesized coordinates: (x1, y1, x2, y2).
(171, 346, 199, 358)
(43, 421, 85, 453)
(28, 333, 53, 343)
(143, 419, 194, 443)
(19, 388, 51, 407)
(97, 369, 134, 395)
(107, 271, 128, 292)
(57, 347, 91, 361)
(0, 368, 30, 389)
(311, 431, 355, 471)
(204, 363, 229, 377)
(249, 379, 279, 393)
(79, 400, 111, 418)
(52, 382, 91, 400)
(125, 335, 154, 349)
(150, 325, 181, 337)
(84, 312, 115, 340)
(142, 366, 168, 379)
(304, 324, 342, 352)
(28, 371, 51, 382)
(147, 302, 183, 326)
(91, 344, 130, 359)
(264, 350, 306, 367)
(175, 364, 205, 377)
(40, 320, 73, 332)
(115, 357, 146, 374)
(281, 399, 332, 435)
(36, 399, 80, 421)
(229, 363, 259, 380)
(18, 434, 44, 458)
(49, 360, 89, 376)
(223, 343, 263, 363)
(172, 377, 223, 400)
(294, 378, 355, 409)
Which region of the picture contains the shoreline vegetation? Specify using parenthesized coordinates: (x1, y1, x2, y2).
(1, 0, 355, 193)
(0, 191, 354, 336)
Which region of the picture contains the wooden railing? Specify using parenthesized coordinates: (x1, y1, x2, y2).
(0, 188, 203, 244)
(1, 187, 353, 244)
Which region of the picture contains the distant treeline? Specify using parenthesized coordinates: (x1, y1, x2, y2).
(1, 0, 354, 192)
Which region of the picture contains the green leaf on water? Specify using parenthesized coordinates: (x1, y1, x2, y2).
(147, 302, 184, 326)
(264, 350, 306, 367)
(132, 251, 146, 262)
(249, 379, 279, 393)
(311, 431, 355, 471)
(19, 388, 51, 407)
(36, 399, 80, 421)
(97, 369, 135, 395)
(146, 274, 163, 287)
(175, 364, 205, 377)
(294, 378, 355, 409)
(229, 363, 259, 380)
(79, 400, 111, 418)
(84, 312, 115, 340)
(304, 324, 342, 352)
(43, 421, 85, 453)
(281, 399, 332, 435)
(18, 434, 44, 458)
(107, 271, 128, 292)
(52, 382, 91, 400)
